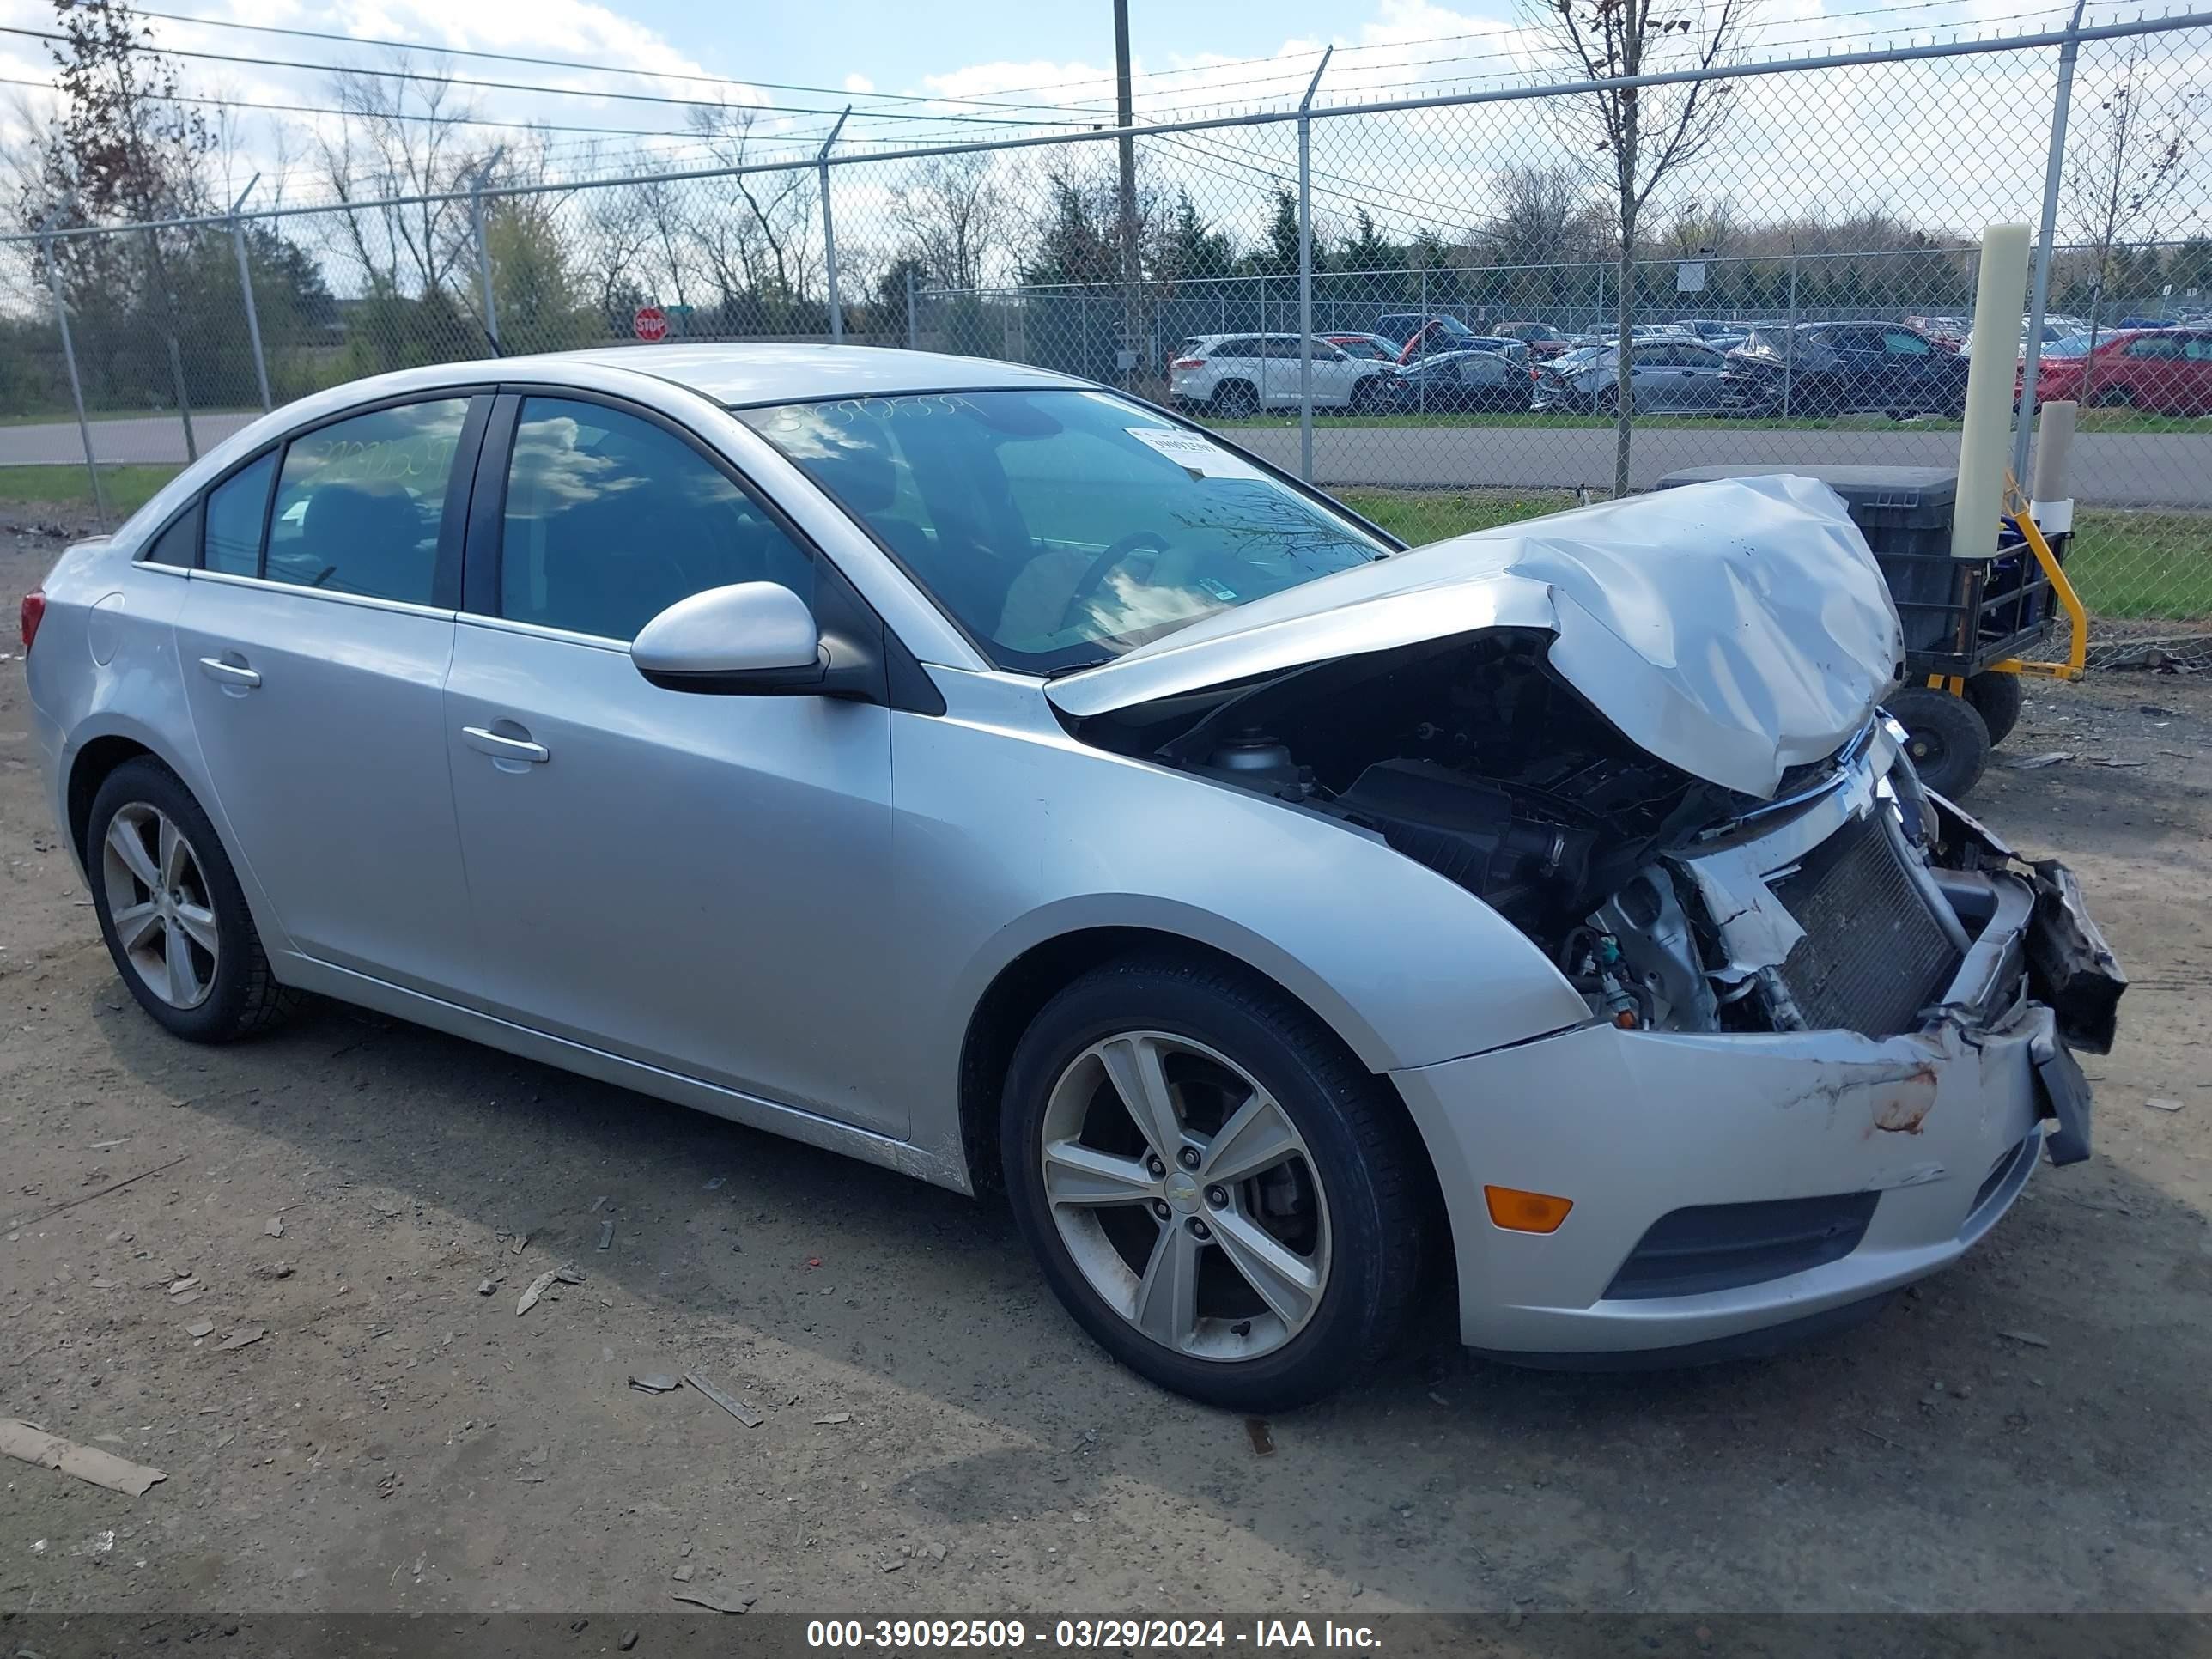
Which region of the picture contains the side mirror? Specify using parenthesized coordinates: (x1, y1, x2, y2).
(632, 581, 824, 695)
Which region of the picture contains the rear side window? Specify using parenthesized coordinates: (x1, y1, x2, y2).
(497, 397, 815, 644)
(142, 500, 201, 568)
(265, 398, 469, 604)
(204, 452, 276, 577)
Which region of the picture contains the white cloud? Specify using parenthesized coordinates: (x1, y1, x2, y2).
(843, 72, 876, 94)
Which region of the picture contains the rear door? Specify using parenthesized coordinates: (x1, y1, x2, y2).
(173, 392, 489, 995)
(441, 391, 902, 1133)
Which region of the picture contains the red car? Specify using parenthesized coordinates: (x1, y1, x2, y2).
(2028, 327, 2212, 414)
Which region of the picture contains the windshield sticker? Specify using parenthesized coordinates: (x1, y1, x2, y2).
(1125, 426, 1267, 482)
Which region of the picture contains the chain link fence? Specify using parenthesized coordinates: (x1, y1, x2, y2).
(3, 11, 2208, 639)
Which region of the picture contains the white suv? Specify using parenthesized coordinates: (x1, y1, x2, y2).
(1169, 333, 1407, 416)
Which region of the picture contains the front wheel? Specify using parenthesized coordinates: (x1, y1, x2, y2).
(1001, 955, 1427, 1412)
(86, 757, 299, 1042)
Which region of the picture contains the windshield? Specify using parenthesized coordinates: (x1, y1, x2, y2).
(736, 390, 1392, 674)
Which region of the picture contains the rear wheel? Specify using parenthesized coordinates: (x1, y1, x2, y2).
(1209, 380, 1259, 418)
(86, 758, 298, 1042)
(1350, 376, 1388, 415)
(1963, 671, 2025, 746)
(2093, 385, 2132, 409)
(1001, 954, 1426, 1411)
(1886, 685, 1991, 799)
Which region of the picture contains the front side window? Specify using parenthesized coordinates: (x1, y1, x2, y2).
(266, 399, 470, 603)
(737, 390, 1389, 673)
(499, 398, 813, 643)
(204, 452, 276, 577)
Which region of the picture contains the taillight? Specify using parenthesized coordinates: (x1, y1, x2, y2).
(1171, 357, 1204, 369)
(19, 591, 44, 653)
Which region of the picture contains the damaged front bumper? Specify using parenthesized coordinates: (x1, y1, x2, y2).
(1391, 744, 2124, 1363)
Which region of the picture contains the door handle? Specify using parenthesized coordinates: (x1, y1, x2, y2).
(462, 725, 550, 764)
(198, 655, 260, 689)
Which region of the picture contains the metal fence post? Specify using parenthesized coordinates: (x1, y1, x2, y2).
(142, 228, 197, 463)
(1784, 252, 1800, 418)
(2017, 0, 2087, 487)
(471, 165, 500, 351)
(819, 106, 852, 344)
(1297, 46, 1334, 483)
(905, 269, 918, 349)
(229, 174, 271, 412)
(1418, 265, 1429, 412)
(37, 216, 106, 525)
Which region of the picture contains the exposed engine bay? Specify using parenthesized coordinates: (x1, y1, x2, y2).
(1075, 629, 2124, 1057)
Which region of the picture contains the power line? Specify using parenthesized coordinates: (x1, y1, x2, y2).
(88, 3, 1123, 121)
(0, 24, 1106, 130)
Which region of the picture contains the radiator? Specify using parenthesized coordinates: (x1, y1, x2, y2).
(1770, 810, 1961, 1036)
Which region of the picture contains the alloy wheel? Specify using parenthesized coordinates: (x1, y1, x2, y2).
(1039, 1030, 1331, 1363)
(100, 802, 221, 1010)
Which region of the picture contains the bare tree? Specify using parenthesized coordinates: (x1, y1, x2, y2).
(2064, 39, 2202, 397)
(1486, 164, 1593, 270)
(316, 60, 488, 305)
(1521, 0, 1753, 493)
(891, 150, 1009, 291)
(687, 102, 817, 316)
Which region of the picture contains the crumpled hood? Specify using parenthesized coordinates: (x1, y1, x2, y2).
(1043, 474, 1902, 799)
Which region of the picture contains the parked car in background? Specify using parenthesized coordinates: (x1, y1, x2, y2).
(1375, 312, 1475, 351)
(1533, 338, 1733, 413)
(1963, 317, 2085, 358)
(1905, 314, 1972, 349)
(1396, 349, 1533, 412)
(1488, 321, 1577, 359)
(2030, 327, 2212, 413)
(1677, 319, 1756, 351)
(1168, 334, 1407, 416)
(24, 343, 2118, 1408)
(1323, 332, 1405, 362)
(1722, 322, 1971, 418)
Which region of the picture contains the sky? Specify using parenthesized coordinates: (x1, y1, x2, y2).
(1, 0, 2203, 275)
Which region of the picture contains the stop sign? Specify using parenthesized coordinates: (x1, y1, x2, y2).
(633, 305, 668, 343)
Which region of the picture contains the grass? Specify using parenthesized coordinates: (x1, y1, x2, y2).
(0, 462, 180, 517)
(3, 464, 2201, 624)
(1214, 408, 2206, 436)
(1336, 488, 2212, 623)
(0, 404, 261, 428)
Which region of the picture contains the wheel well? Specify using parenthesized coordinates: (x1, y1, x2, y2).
(957, 927, 1396, 1195)
(66, 735, 155, 864)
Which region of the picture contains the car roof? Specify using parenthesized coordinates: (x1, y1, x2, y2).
(514, 342, 1088, 404)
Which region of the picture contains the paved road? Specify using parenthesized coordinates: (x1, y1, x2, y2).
(7, 408, 2208, 508)
(1229, 422, 2212, 508)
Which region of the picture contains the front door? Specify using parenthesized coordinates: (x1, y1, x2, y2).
(441, 393, 902, 1134)
(173, 394, 485, 997)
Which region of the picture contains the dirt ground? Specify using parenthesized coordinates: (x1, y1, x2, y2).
(2, 509, 2209, 1620)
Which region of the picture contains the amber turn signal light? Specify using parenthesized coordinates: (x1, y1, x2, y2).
(1484, 1186, 1574, 1234)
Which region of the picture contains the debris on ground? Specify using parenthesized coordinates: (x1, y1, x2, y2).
(812, 1411, 851, 1425)
(629, 1374, 681, 1394)
(671, 1589, 755, 1613)
(252, 1261, 294, 1280)
(684, 1371, 765, 1427)
(1999, 1330, 2052, 1348)
(217, 1327, 265, 1352)
(555, 1266, 586, 1285)
(1999, 751, 2073, 769)
(516, 1269, 561, 1316)
(2090, 757, 2148, 769)
(1245, 1418, 1275, 1455)
(2146, 1097, 2185, 1113)
(264, 1216, 283, 1237)
(185, 1318, 214, 1339)
(589, 1195, 607, 1213)
(1, 1419, 167, 1496)
(620, 1632, 638, 1651)
(598, 1219, 615, 1251)
(509, 1233, 529, 1255)
(477, 1278, 499, 1296)
(167, 1276, 200, 1296)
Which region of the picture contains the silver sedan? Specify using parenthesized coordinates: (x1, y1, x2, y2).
(23, 345, 2118, 1408)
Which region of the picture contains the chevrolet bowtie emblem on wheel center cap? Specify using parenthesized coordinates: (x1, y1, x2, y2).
(1164, 1173, 1203, 1214)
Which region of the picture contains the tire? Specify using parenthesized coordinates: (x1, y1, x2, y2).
(1000, 953, 1427, 1412)
(1595, 384, 1621, 415)
(1349, 376, 1387, 416)
(1209, 380, 1259, 418)
(1885, 686, 1992, 799)
(2093, 385, 2132, 409)
(1963, 671, 2025, 746)
(86, 757, 299, 1042)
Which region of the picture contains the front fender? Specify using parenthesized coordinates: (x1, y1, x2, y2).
(890, 684, 1590, 1118)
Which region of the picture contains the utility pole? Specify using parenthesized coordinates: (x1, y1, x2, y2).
(1114, 0, 1139, 387)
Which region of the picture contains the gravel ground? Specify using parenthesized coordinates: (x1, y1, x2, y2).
(2, 508, 2209, 1618)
